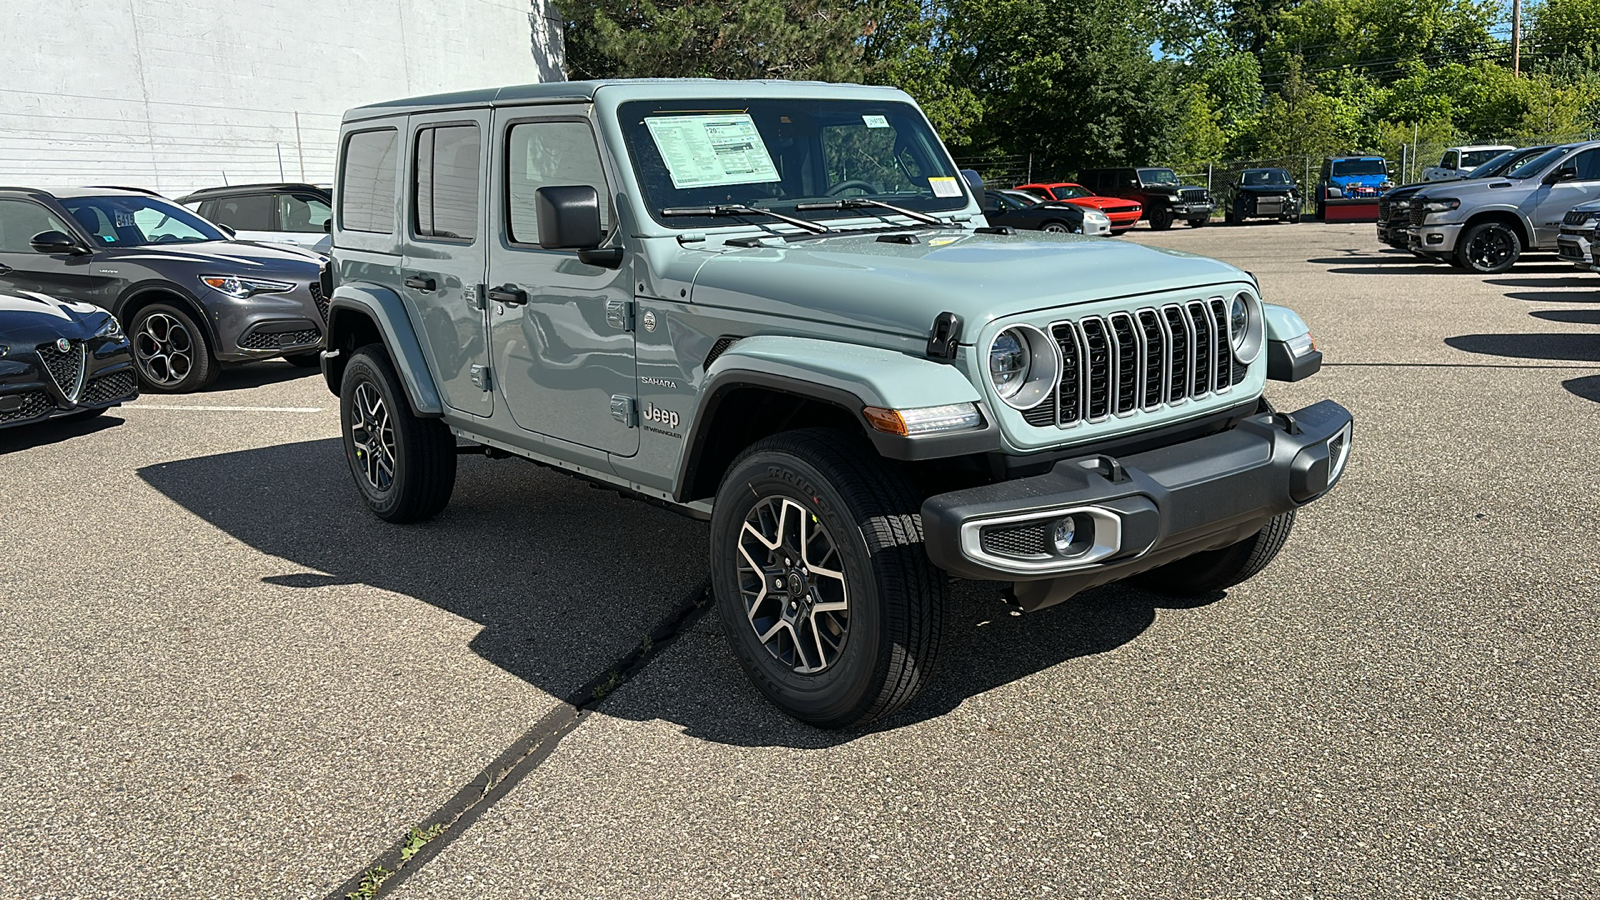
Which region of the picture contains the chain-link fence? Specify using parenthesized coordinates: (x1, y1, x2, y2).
(952, 153, 1033, 188)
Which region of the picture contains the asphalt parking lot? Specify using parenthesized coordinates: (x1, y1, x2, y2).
(3, 221, 1597, 899)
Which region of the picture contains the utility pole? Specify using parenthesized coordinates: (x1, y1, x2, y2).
(1512, 0, 1522, 76)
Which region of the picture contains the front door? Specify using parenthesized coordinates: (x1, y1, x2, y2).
(1531, 147, 1600, 246)
(486, 110, 637, 456)
(0, 198, 110, 307)
(399, 109, 494, 418)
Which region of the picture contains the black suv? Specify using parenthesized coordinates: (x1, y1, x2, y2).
(179, 183, 332, 253)
(0, 187, 326, 392)
(1078, 166, 1215, 230)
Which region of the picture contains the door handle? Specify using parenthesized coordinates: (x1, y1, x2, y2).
(0, 264, 12, 275)
(404, 274, 436, 292)
(487, 286, 527, 307)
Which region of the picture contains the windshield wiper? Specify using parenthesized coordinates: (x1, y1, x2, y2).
(660, 205, 830, 234)
(794, 197, 944, 227)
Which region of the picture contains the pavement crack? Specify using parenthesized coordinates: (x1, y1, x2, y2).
(325, 581, 713, 900)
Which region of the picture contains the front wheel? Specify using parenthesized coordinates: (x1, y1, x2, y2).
(1188, 216, 1209, 228)
(711, 429, 944, 728)
(1455, 221, 1521, 274)
(1135, 511, 1297, 596)
(1148, 207, 1173, 230)
(339, 346, 457, 523)
(130, 303, 218, 393)
(1040, 220, 1074, 234)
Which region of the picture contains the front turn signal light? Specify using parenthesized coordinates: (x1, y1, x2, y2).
(863, 403, 983, 436)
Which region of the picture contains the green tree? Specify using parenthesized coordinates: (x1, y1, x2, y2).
(1262, 0, 1500, 88)
(1171, 84, 1227, 170)
(1529, 0, 1600, 67)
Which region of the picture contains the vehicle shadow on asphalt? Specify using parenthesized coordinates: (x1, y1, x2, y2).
(1565, 374, 1600, 403)
(136, 438, 1198, 745)
(0, 411, 125, 454)
(206, 361, 322, 393)
(1443, 333, 1600, 363)
(1531, 309, 1600, 325)
(1504, 291, 1600, 304)
(1485, 276, 1597, 289)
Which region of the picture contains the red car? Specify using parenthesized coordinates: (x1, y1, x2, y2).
(1015, 182, 1142, 233)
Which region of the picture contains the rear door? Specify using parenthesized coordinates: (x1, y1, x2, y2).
(208, 192, 277, 242)
(1531, 147, 1600, 247)
(399, 109, 494, 418)
(485, 108, 637, 456)
(273, 191, 333, 251)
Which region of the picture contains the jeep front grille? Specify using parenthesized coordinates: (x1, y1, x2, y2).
(1179, 188, 1208, 203)
(1031, 300, 1236, 429)
(37, 341, 85, 403)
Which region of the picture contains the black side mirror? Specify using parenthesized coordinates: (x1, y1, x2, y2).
(322, 220, 332, 233)
(1545, 164, 1578, 185)
(30, 230, 87, 255)
(218, 224, 236, 238)
(535, 185, 621, 268)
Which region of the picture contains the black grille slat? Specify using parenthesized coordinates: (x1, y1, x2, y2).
(1209, 298, 1232, 391)
(1180, 188, 1207, 203)
(1163, 306, 1190, 402)
(1109, 313, 1138, 415)
(1080, 318, 1111, 420)
(1051, 325, 1081, 425)
(81, 371, 137, 406)
(1022, 389, 1056, 427)
(0, 391, 52, 423)
(1188, 301, 1213, 396)
(1564, 209, 1594, 226)
(1137, 310, 1164, 408)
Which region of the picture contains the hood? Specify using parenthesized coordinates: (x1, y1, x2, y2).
(1237, 183, 1298, 195)
(0, 291, 109, 345)
(1062, 196, 1140, 211)
(1414, 177, 1522, 201)
(104, 240, 324, 276)
(687, 229, 1248, 339)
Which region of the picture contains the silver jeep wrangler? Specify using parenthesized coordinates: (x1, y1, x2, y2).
(321, 80, 1354, 728)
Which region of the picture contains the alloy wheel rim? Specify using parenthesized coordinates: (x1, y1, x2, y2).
(1469, 228, 1514, 269)
(735, 496, 850, 674)
(133, 313, 193, 386)
(349, 381, 397, 491)
(1043, 223, 1069, 234)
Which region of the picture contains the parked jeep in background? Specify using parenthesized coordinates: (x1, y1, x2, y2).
(1421, 145, 1513, 183)
(322, 80, 1353, 728)
(1409, 141, 1600, 273)
(1315, 156, 1393, 219)
(1220, 168, 1302, 224)
(1078, 166, 1214, 230)
(1376, 145, 1553, 251)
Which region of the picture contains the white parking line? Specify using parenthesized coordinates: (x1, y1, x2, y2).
(120, 404, 326, 413)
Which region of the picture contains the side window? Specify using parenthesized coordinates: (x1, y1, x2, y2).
(195, 199, 219, 221)
(413, 124, 481, 241)
(1442, 151, 1458, 170)
(506, 121, 610, 245)
(213, 193, 273, 231)
(278, 193, 332, 233)
(0, 199, 72, 252)
(340, 128, 399, 234)
(1573, 148, 1600, 181)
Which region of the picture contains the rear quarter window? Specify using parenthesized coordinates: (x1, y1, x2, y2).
(340, 128, 400, 234)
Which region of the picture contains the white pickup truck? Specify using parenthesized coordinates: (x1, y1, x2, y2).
(1422, 145, 1513, 182)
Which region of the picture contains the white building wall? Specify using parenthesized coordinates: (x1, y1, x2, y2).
(0, 0, 564, 195)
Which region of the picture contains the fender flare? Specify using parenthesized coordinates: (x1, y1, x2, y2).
(675, 336, 1000, 500)
(114, 280, 222, 350)
(1263, 303, 1322, 382)
(325, 283, 443, 416)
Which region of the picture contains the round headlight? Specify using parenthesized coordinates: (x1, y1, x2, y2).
(989, 329, 1030, 399)
(1229, 295, 1248, 348)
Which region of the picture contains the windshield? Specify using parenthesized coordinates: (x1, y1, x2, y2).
(58, 195, 225, 246)
(998, 191, 1040, 208)
(618, 99, 967, 229)
(1138, 168, 1179, 185)
(1331, 159, 1387, 177)
(1468, 146, 1552, 178)
(1506, 146, 1574, 179)
(1241, 169, 1293, 186)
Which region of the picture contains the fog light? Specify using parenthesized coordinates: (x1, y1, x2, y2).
(1427, 233, 1443, 245)
(1050, 517, 1076, 553)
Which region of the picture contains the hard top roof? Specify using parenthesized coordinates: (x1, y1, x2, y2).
(180, 182, 329, 198)
(0, 186, 169, 199)
(342, 78, 906, 122)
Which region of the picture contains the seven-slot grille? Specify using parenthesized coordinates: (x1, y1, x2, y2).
(37, 341, 85, 403)
(1022, 299, 1237, 430)
(1179, 188, 1208, 204)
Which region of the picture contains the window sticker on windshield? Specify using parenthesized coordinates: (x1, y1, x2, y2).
(644, 113, 781, 189)
(114, 210, 136, 228)
(928, 176, 962, 198)
(862, 114, 890, 129)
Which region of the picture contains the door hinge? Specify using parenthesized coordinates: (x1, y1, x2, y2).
(606, 299, 634, 332)
(610, 394, 636, 426)
(470, 364, 491, 391)
(470, 284, 487, 310)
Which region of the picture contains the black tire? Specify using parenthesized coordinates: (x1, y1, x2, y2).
(710, 428, 944, 729)
(1225, 202, 1240, 224)
(1135, 510, 1297, 596)
(1315, 200, 1326, 221)
(339, 345, 456, 523)
(1188, 216, 1209, 228)
(1148, 206, 1173, 230)
(1287, 212, 1301, 224)
(129, 302, 218, 393)
(1455, 221, 1521, 274)
(283, 352, 322, 368)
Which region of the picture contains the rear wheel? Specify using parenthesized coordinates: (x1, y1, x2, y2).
(339, 346, 456, 523)
(129, 303, 218, 393)
(711, 428, 944, 728)
(1135, 510, 1297, 596)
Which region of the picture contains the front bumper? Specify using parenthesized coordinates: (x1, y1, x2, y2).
(0, 337, 139, 430)
(921, 400, 1353, 610)
(1409, 221, 1462, 253)
(207, 283, 326, 362)
(1168, 203, 1215, 218)
(1556, 229, 1593, 268)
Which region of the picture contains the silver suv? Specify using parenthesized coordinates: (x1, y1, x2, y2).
(321, 79, 1354, 727)
(1409, 141, 1600, 273)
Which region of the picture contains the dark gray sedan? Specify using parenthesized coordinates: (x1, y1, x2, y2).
(0, 187, 326, 392)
